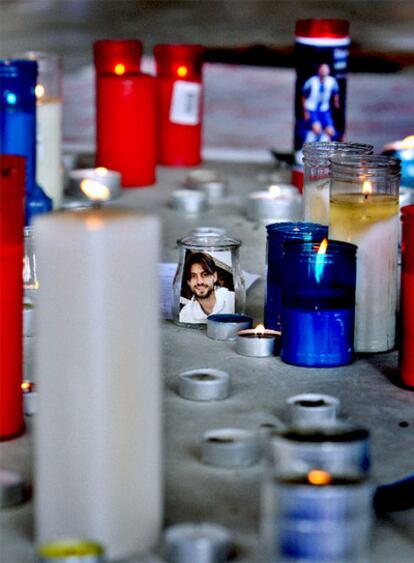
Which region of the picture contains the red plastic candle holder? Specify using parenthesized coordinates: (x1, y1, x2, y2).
(400, 205, 414, 387)
(94, 40, 156, 188)
(154, 44, 205, 166)
(0, 155, 25, 440)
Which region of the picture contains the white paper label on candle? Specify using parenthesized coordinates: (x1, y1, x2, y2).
(170, 81, 201, 125)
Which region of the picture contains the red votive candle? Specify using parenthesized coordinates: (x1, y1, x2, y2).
(400, 205, 414, 387)
(0, 155, 25, 440)
(94, 40, 156, 187)
(154, 44, 204, 166)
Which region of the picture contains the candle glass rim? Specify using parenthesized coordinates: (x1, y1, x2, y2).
(178, 234, 241, 250)
(266, 221, 327, 236)
(330, 154, 401, 175)
(303, 141, 373, 167)
(207, 313, 253, 324)
(270, 424, 369, 443)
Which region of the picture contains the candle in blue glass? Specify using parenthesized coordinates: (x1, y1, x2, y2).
(280, 239, 357, 367)
(0, 59, 52, 224)
(264, 222, 327, 331)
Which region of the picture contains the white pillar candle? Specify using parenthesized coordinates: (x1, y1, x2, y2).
(34, 208, 162, 560)
(36, 97, 63, 208)
(329, 155, 400, 352)
(303, 177, 330, 225)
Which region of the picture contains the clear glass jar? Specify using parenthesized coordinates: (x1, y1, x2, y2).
(329, 154, 401, 352)
(173, 234, 245, 327)
(302, 141, 373, 225)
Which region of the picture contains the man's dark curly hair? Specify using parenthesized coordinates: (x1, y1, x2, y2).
(184, 252, 217, 282)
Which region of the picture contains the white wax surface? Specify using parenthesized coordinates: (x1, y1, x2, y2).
(303, 178, 330, 225)
(34, 208, 162, 560)
(36, 98, 63, 209)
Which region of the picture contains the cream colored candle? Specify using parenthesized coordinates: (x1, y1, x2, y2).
(34, 208, 162, 560)
(36, 96, 63, 208)
(303, 177, 330, 224)
(330, 183, 399, 352)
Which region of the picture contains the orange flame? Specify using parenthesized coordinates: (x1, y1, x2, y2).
(401, 135, 414, 149)
(268, 185, 281, 197)
(21, 380, 34, 393)
(254, 324, 266, 335)
(307, 469, 332, 486)
(362, 181, 373, 196)
(80, 179, 110, 202)
(35, 84, 45, 99)
(114, 63, 126, 75)
(177, 65, 188, 78)
(317, 238, 328, 255)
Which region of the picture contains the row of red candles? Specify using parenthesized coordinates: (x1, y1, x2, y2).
(95, 40, 205, 187)
(2, 155, 414, 440)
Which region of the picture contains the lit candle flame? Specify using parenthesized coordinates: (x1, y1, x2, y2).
(362, 181, 373, 196)
(21, 380, 34, 393)
(307, 469, 332, 486)
(95, 167, 108, 176)
(114, 63, 126, 75)
(268, 185, 281, 197)
(35, 84, 45, 99)
(317, 238, 328, 255)
(401, 135, 414, 149)
(177, 65, 188, 78)
(254, 324, 266, 335)
(80, 179, 110, 202)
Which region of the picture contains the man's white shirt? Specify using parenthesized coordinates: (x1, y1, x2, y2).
(179, 287, 235, 324)
(303, 75, 339, 112)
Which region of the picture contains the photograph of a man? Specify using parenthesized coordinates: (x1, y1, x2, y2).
(301, 63, 340, 143)
(179, 252, 235, 324)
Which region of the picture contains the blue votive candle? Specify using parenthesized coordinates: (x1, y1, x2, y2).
(265, 222, 327, 331)
(280, 239, 357, 367)
(0, 59, 52, 223)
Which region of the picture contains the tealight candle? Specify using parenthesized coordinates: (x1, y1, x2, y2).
(164, 523, 233, 563)
(247, 184, 302, 223)
(286, 393, 340, 427)
(177, 368, 231, 402)
(22, 380, 38, 416)
(171, 189, 207, 214)
(329, 154, 401, 352)
(37, 540, 104, 563)
(236, 325, 281, 357)
(185, 169, 228, 203)
(280, 239, 357, 367)
(202, 428, 260, 468)
(67, 168, 121, 201)
(207, 313, 252, 341)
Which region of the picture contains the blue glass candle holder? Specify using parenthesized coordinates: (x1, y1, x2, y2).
(280, 239, 357, 367)
(0, 59, 52, 223)
(265, 222, 328, 331)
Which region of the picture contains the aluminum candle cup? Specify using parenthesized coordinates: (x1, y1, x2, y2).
(266, 423, 371, 476)
(286, 394, 340, 427)
(177, 368, 231, 402)
(0, 469, 25, 508)
(185, 169, 228, 202)
(37, 540, 105, 563)
(202, 428, 260, 468)
(67, 168, 121, 201)
(236, 326, 281, 357)
(247, 184, 302, 223)
(207, 313, 252, 341)
(262, 470, 373, 563)
(171, 189, 207, 213)
(165, 522, 233, 563)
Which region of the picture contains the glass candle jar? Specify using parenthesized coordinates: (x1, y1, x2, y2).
(0, 155, 25, 440)
(16, 52, 63, 209)
(280, 239, 357, 367)
(329, 154, 401, 353)
(154, 44, 204, 167)
(265, 222, 327, 332)
(0, 59, 52, 224)
(400, 204, 414, 387)
(302, 141, 373, 225)
(173, 234, 244, 327)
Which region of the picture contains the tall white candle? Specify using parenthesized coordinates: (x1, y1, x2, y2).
(34, 208, 162, 560)
(303, 177, 330, 225)
(36, 97, 63, 208)
(329, 155, 400, 352)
